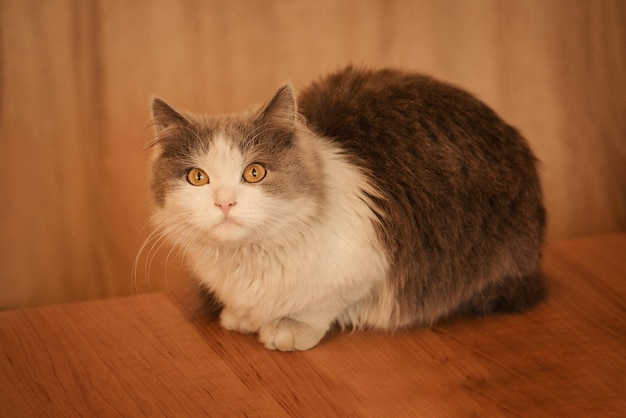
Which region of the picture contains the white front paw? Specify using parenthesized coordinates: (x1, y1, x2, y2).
(220, 309, 255, 334)
(258, 318, 327, 351)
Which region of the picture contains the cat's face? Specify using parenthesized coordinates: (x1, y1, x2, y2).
(149, 86, 323, 247)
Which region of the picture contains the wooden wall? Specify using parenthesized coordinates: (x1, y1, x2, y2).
(1, 0, 625, 309)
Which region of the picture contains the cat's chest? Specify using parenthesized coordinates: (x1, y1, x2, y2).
(187, 241, 321, 322)
(188, 240, 317, 294)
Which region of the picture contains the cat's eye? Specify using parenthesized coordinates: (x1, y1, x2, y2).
(242, 163, 266, 183)
(187, 168, 209, 186)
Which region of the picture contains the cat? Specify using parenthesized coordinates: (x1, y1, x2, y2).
(148, 66, 546, 351)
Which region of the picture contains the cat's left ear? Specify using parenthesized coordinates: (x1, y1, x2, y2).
(151, 97, 189, 134)
(258, 84, 297, 130)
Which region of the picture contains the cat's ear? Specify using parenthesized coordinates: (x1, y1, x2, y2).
(258, 85, 297, 130)
(151, 97, 189, 134)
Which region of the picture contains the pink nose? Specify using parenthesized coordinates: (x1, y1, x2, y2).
(215, 200, 236, 215)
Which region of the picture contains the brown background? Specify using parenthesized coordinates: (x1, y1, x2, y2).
(1, 0, 625, 310)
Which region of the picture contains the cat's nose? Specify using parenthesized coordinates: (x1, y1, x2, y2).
(215, 200, 237, 216)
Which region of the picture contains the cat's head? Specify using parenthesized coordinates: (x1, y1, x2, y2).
(149, 85, 324, 248)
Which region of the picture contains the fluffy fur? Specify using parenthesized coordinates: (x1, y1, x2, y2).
(148, 66, 546, 351)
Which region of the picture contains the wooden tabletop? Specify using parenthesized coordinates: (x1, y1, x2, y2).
(1, 233, 625, 417)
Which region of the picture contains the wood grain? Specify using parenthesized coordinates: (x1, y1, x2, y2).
(1, 234, 625, 416)
(1, 0, 625, 309)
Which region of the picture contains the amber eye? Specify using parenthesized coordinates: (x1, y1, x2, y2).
(186, 168, 209, 186)
(242, 163, 266, 183)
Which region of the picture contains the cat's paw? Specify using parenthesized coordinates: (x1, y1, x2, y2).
(258, 318, 327, 351)
(220, 309, 255, 334)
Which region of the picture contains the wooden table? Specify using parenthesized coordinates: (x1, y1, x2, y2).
(1, 234, 625, 417)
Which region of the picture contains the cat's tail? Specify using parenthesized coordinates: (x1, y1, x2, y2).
(451, 271, 547, 317)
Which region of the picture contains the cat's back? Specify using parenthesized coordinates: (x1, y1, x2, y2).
(298, 66, 531, 167)
(297, 66, 543, 211)
(298, 66, 545, 298)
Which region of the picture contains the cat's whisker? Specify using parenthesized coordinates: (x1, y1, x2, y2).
(241, 121, 294, 150)
(133, 226, 166, 295)
(160, 221, 203, 290)
(132, 218, 168, 295)
(176, 228, 206, 279)
(183, 126, 206, 153)
(140, 230, 172, 292)
(149, 220, 197, 285)
(180, 226, 204, 260)
(249, 215, 313, 245)
(133, 213, 193, 294)
(161, 240, 180, 292)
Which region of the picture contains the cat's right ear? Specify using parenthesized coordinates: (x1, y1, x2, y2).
(258, 84, 297, 130)
(151, 97, 188, 134)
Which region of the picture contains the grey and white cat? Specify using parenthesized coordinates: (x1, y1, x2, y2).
(148, 66, 546, 351)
